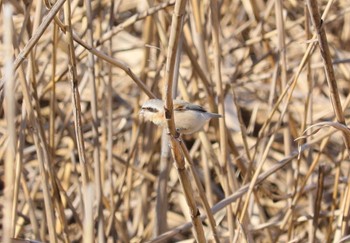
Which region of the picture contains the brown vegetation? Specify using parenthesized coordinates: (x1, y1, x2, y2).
(1, 0, 350, 242)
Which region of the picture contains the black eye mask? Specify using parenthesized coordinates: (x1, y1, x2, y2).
(143, 107, 158, 113)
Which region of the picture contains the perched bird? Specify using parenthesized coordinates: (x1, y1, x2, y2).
(140, 99, 222, 134)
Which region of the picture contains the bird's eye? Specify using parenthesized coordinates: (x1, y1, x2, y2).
(143, 107, 158, 113)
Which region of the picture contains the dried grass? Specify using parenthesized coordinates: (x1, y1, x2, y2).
(1, 0, 350, 242)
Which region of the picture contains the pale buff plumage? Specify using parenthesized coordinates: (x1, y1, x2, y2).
(139, 99, 221, 134)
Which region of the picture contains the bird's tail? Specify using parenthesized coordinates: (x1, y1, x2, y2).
(209, 113, 222, 118)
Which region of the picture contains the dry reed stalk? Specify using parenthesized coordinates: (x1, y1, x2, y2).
(163, 0, 206, 241)
(83, 0, 105, 241)
(311, 165, 325, 241)
(83, 183, 94, 243)
(278, 0, 348, 234)
(179, 140, 220, 242)
(63, 0, 89, 221)
(210, 0, 233, 242)
(8, 6, 60, 242)
(3, 4, 15, 243)
(307, 0, 350, 151)
(104, 1, 119, 241)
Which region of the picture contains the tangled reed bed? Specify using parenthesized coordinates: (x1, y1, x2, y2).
(1, 0, 350, 242)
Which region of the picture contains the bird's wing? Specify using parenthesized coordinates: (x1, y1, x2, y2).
(173, 100, 207, 113)
(185, 104, 207, 113)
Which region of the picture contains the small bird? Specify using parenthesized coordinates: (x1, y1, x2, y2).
(140, 99, 222, 134)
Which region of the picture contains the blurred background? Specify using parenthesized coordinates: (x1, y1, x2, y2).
(1, 0, 350, 242)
